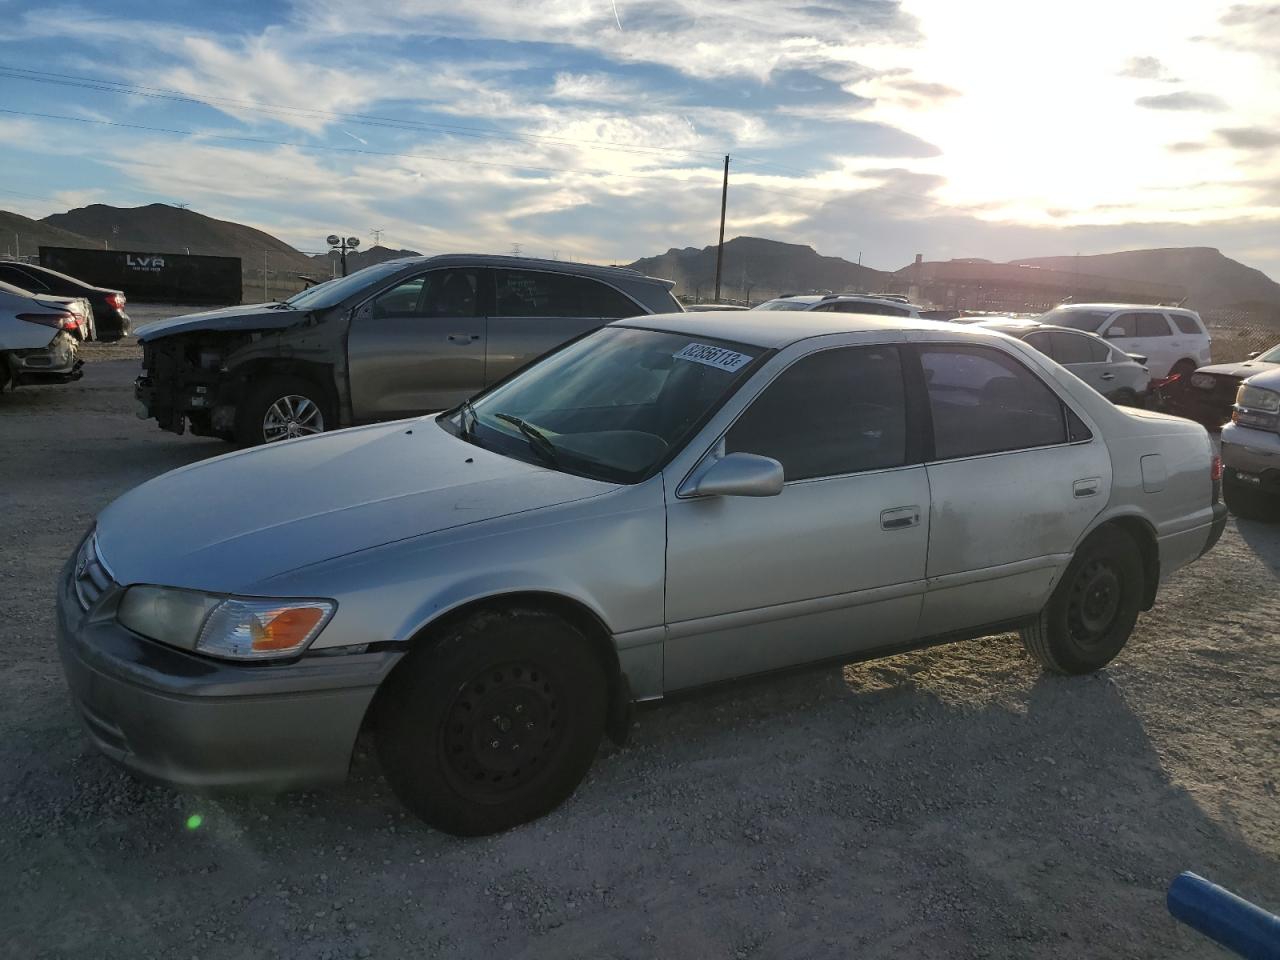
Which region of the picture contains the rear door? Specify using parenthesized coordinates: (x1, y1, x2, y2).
(915, 342, 1110, 635)
(347, 267, 486, 420)
(1051, 331, 1114, 395)
(485, 269, 646, 385)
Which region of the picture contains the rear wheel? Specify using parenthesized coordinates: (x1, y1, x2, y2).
(375, 608, 608, 836)
(1170, 359, 1197, 380)
(1223, 469, 1280, 522)
(234, 374, 332, 446)
(1021, 527, 1144, 674)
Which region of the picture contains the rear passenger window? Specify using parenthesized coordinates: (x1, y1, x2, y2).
(1116, 312, 1173, 337)
(1171, 313, 1202, 335)
(1051, 332, 1108, 364)
(920, 345, 1068, 459)
(494, 270, 639, 318)
(727, 346, 907, 481)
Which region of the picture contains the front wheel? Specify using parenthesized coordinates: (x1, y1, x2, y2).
(1021, 526, 1144, 674)
(375, 608, 608, 836)
(235, 375, 332, 446)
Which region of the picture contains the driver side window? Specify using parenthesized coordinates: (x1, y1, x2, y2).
(726, 346, 908, 481)
(370, 269, 479, 320)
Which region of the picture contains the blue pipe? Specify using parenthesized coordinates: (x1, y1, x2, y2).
(1167, 872, 1280, 959)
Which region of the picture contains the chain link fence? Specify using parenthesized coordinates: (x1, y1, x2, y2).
(1200, 309, 1280, 364)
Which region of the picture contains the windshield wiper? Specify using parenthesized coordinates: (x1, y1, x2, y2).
(457, 399, 477, 441)
(494, 413, 559, 467)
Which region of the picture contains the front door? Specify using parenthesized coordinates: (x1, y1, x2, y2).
(1105, 311, 1177, 378)
(663, 343, 930, 691)
(915, 343, 1111, 635)
(347, 268, 485, 420)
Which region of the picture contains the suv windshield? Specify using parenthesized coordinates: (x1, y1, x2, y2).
(1038, 307, 1112, 332)
(449, 326, 764, 483)
(282, 261, 408, 310)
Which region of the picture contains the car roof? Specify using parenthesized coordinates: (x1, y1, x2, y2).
(386, 253, 675, 288)
(616, 310, 981, 349)
(1051, 302, 1198, 316)
(979, 320, 1110, 340)
(762, 294, 919, 308)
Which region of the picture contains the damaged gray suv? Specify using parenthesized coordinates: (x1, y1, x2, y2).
(135, 255, 681, 445)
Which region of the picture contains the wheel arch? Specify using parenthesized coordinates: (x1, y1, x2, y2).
(1076, 511, 1160, 610)
(225, 357, 338, 406)
(390, 589, 632, 744)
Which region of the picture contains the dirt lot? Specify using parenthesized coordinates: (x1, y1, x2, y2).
(2, 311, 1278, 959)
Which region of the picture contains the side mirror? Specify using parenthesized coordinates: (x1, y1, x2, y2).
(1247, 351, 1261, 360)
(1105, 326, 1127, 338)
(682, 453, 784, 498)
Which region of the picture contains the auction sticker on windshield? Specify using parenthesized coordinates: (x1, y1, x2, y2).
(673, 342, 754, 372)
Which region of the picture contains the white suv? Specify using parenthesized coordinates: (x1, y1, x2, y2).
(1038, 304, 1211, 380)
(753, 294, 923, 318)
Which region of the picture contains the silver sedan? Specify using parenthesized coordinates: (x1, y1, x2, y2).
(56, 311, 1225, 834)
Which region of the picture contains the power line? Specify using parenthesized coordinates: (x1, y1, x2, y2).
(0, 107, 726, 186)
(0, 64, 737, 165)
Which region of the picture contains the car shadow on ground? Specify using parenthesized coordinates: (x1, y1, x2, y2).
(12, 633, 1277, 958)
(1234, 516, 1280, 574)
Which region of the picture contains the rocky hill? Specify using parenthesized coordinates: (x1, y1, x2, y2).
(0, 210, 99, 260)
(1010, 248, 1280, 312)
(40, 203, 317, 273)
(629, 236, 891, 303)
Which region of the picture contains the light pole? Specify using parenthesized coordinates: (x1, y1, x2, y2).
(326, 235, 361, 277)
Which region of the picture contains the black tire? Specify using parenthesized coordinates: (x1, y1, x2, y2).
(1170, 359, 1197, 380)
(234, 374, 332, 446)
(1110, 388, 1138, 407)
(1021, 526, 1144, 675)
(375, 607, 608, 836)
(1223, 470, 1280, 522)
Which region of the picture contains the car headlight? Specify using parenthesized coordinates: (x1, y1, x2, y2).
(117, 586, 335, 661)
(1237, 384, 1280, 413)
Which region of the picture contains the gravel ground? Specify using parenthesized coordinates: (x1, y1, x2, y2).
(2, 310, 1278, 959)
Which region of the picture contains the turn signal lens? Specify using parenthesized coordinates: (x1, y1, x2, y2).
(196, 598, 335, 660)
(1210, 455, 1222, 482)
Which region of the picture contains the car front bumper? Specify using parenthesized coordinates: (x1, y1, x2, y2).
(55, 558, 403, 790)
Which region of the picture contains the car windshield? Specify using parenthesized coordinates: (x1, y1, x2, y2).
(282, 261, 407, 310)
(1037, 307, 1112, 332)
(1255, 343, 1280, 363)
(448, 326, 765, 483)
(753, 299, 815, 310)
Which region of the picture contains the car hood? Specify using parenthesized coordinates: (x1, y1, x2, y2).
(136, 302, 310, 341)
(95, 419, 616, 593)
(1241, 366, 1280, 391)
(1193, 359, 1279, 380)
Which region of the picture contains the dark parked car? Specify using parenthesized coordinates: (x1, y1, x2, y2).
(1166, 343, 1280, 428)
(0, 261, 130, 341)
(136, 255, 682, 445)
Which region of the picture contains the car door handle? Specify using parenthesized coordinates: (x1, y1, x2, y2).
(448, 333, 481, 342)
(1100, 372, 1116, 380)
(1073, 478, 1101, 498)
(880, 506, 921, 530)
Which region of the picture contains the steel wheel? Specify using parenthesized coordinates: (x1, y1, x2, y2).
(1066, 558, 1122, 646)
(441, 661, 565, 796)
(262, 394, 325, 442)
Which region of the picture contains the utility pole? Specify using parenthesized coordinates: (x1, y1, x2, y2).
(263, 250, 269, 301)
(713, 154, 729, 303)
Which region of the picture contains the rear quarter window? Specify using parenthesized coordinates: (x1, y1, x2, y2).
(1170, 313, 1204, 335)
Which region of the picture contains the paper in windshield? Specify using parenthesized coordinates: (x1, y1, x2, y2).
(672, 342, 754, 372)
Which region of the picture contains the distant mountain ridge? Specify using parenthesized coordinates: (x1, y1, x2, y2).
(629, 236, 890, 303)
(41, 203, 317, 273)
(4, 203, 1278, 314)
(1010, 248, 1280, 312)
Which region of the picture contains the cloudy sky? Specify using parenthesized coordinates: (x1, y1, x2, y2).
(1, 0, 1278, 274)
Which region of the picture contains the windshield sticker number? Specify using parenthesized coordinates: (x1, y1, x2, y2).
(673, 342, 754, 372)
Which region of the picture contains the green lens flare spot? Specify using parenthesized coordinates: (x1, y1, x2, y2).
(186, 814, 204, 830)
